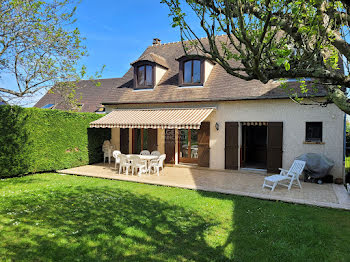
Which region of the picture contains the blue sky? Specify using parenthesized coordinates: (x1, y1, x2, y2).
(76, 0, 186, 79)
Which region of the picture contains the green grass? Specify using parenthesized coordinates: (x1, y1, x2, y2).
(0, 174, 349, 261)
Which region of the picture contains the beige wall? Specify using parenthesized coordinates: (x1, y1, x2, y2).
(207, 99, 345, 178)
(105, 99, 345, 178)
(111, 128, 120, 150)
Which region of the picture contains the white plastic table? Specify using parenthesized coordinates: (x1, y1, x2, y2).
(126, 154, 159, 169)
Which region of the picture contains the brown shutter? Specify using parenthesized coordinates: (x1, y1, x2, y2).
(267, 122, 283, 173)
(148, 128, 158, 152)
(198, 122, 210, 167)
(165, 129, 175, 164)
(225, 122, 239, 170)
(120, 128, 129, 154)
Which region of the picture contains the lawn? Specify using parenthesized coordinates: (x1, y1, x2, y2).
(0, 174, 349, 261)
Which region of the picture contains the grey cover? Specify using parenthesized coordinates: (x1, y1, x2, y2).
(296, 153, 334, 178)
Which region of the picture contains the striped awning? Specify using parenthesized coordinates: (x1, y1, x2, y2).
(90, 108, 214, 129)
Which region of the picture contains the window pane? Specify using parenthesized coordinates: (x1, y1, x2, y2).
(184, 61, 192, 84)
(145, 65, 153, 86)
(179, 129, 189, 158)
(143, 129, 148, 150)
(192, 60, 201, 83)
(190, 129, 198, 159)
(138, 66, 145, 86)
(306, 122, 322, 142)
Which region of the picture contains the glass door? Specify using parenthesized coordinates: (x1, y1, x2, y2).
(179, 129, 198, 163)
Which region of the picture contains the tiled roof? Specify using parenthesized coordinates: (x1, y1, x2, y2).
(104, 35, 327, 105)
(35, 35, 327, 110)
(34, 78, 123, 112)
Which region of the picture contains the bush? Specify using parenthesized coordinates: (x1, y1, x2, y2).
(0, 106, 110, 178)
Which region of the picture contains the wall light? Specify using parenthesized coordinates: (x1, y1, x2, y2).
(215, 122, 219, 131)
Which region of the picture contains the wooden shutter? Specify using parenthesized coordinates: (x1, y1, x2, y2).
(267, 122, 283, 173)
(225, 122, 239, 170)
(165, 129, 175, 164)
(120, 128, 129, 154)
(198, 122, 210, 167)
(148, 129, 158, 152)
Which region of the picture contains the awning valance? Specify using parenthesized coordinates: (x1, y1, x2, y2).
(90, 107, 214, 129)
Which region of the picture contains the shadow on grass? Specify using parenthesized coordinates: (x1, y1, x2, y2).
(0, 185, 227, 261)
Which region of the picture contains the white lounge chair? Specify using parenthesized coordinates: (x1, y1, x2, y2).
(151, 150, 161, 156)
(149, 154, 166, 176)
(129, 155, 148, 176)
(119, 154, 131, 175)
(262, 160, 306, 191)
(113, 150, 121, 169)
(140, 150, 150, 155)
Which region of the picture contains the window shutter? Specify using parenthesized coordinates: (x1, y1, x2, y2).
(267, 122, 283, 173)
(225, 122, 239, 170)
(120, 128, 129, 154)
(198, 122, 210, 167)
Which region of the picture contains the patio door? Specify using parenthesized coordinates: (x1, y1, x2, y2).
(132, 128, 157, 154)
(178, 129, 198, 164)
(165, 129, 175, 164)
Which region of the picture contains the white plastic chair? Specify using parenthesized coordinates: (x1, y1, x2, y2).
(113, 150, 121, 169)
(102, 140, 114, 164)
(149, 154, 166, 176)
(119, 154, 131, 175)
(262, 160, 306, 191)
(129, 155, 148, 176)
(151, 151, 161, 156)
(140, 150, 150, 155)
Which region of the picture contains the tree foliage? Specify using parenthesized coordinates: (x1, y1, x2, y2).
(161, 0, 350, 114)
(0, 0, 86, 104)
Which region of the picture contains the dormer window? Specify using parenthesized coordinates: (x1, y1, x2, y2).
(137, 65, 153, 87)
(178, 57, 205, 86)
(131, 53, 168, 89)
(184, 59, 201, 84)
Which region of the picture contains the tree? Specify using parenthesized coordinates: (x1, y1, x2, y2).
(0, 0, 86, 105)
(161, 0, 350, 114)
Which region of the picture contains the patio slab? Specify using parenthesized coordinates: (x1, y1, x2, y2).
(58, 163, 350, 210)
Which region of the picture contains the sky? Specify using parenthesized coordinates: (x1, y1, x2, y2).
(75, 0, 186, 79)
(0, 0, 202, 106)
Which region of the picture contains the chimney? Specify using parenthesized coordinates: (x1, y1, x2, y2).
(153, 38, 161, 46)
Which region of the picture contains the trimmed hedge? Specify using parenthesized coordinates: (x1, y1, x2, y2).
(0, 106, 110, 178)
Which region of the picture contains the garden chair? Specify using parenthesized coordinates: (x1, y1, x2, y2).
(129, 155, 148, 176)
(151, 150, 161, 156)
(262, 160, 306, 191)
(102, 140, 114, 164)
(113, 150, 121, 169)
(140, 150, 150, 155)
(119, 154, 132, 175)
(149, 154, 166, 176)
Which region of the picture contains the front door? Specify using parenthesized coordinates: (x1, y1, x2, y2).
(178, 129, 199, 163)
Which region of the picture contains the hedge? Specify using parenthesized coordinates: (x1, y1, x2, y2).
(0, 106, 110, 178)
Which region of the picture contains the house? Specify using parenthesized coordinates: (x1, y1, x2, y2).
(34, 78, 123, 113)
(54, 36, 347, 178)
(0, 97, 7, 106)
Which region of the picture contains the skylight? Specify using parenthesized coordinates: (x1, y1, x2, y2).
(42, 104, 55, 109)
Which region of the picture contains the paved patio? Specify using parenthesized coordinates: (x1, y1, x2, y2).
(58, 163, 350, 210)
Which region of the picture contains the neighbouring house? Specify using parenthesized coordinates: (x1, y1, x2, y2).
(0, 97, 7, 106)
(34, 78, 123, 113)
(41, 36, 346, 179)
